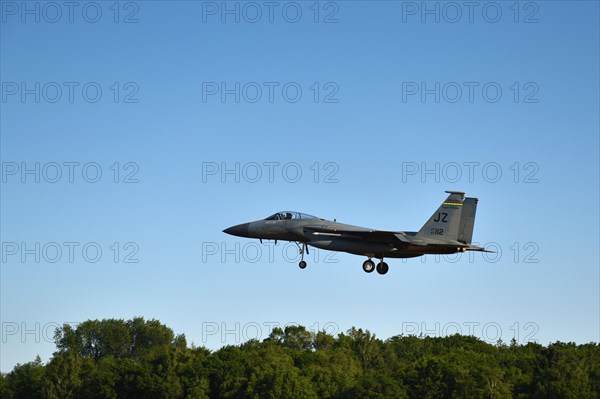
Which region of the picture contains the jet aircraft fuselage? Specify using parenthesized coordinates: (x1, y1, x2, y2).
(223, 191, 489, 275)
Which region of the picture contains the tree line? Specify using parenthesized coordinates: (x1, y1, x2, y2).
(1, 317, 599, 398)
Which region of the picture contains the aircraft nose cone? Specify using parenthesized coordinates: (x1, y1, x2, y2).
(223, 223, 250, 237)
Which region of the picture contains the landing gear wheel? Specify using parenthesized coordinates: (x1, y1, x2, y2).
(376, 262, 389, 275)
(362, 260, 375, 273)
(299, 260, 307, 269)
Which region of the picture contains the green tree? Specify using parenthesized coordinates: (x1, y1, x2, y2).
(313, 330, 335, 350)
(303, 347, 360, 398)
(77, 356, 119, 399)
(0, 372, 14, 399)
(209, 345, 250, 399)
(535, 342, 597, 399)
(43, 351, 83, 399)
(4, 319, 600, 399)
(245, 346, 317, 399)
(266, 326, 314, 351)
(128, 317, 176, 359)
(350, 368, 409, 399)
(5, 356, 45, 399)
(54, 317, 176, 360)
(339, 327, 382, 369)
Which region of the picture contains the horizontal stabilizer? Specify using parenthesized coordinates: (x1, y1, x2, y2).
(465, 245, 494, 253)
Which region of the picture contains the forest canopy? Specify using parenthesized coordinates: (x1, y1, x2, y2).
(2, 317, 599, 399)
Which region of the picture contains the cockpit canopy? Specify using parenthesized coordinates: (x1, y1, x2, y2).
(264, 211, 318, 221)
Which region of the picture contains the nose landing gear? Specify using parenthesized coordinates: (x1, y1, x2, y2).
(297, 242, 309, 269)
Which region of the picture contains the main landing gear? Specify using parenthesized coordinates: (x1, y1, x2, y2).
(363, 258, 389, 275)
(297, 242, 308, 269)
(362, 259, 375, 273)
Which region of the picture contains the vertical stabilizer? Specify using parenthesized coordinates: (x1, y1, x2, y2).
(416, 191, 465, 242)
(457, 197, 478, 244)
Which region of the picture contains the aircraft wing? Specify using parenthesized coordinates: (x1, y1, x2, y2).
(303, 226, 477, 248)
(304, 227, 426, 245)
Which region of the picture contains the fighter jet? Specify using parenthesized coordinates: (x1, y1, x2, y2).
(223, 191, 489, 275)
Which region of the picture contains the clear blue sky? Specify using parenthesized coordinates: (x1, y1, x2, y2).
(1, 1, 598, 372)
